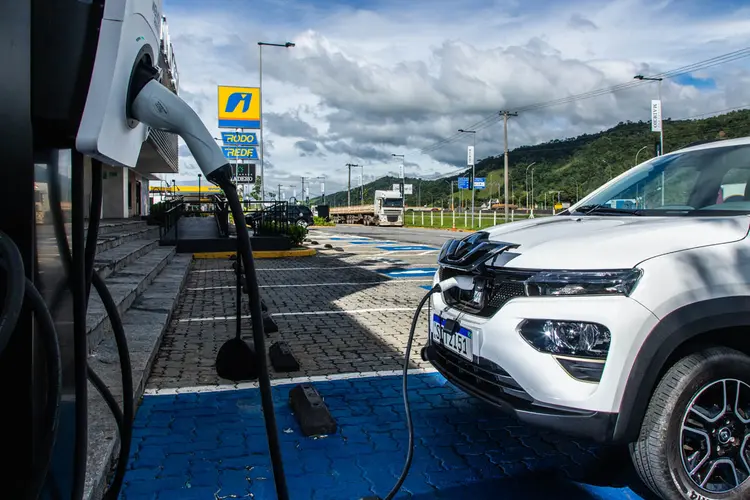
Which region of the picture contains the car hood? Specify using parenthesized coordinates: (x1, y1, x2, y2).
(480, 215, 750, 269)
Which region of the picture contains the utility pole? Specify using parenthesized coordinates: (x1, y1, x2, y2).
(500, 111, 518, 222)
(345, 163, 360, 206)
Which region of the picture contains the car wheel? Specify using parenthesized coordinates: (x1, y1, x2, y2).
(629, 346, 750, 500)
(296, 219, 308, 228)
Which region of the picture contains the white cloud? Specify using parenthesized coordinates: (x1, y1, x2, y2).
(159, 0, 750, 196)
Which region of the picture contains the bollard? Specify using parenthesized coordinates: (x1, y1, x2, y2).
(512, 209, 515, 222)
(412, 211, 415, 224)
(430, 211, 433, 227)
(464, 211, 467, 228)
(452, 210, 456, 230)
(421, 211, 424, 226)
(493, 210, 496, 225)
(478, 210, 482, 228)
(440, 210, 443, 227)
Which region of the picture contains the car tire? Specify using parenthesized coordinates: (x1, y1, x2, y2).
(629, 346, 750, 500)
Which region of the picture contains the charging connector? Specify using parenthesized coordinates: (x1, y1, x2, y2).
(375, 273, 474, 500)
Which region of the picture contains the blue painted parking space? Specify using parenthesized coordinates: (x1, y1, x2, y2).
(419, 285, 432, 291)
(349, 240, 399, 245)
(379, 267, 437, 278)
(329, 237, 370, 240)
(376, 245, 438, 251)
(122, 373, 646, 500)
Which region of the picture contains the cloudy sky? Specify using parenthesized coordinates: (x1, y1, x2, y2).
(161, 0, 750, 197)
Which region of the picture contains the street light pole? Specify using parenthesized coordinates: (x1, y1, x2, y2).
(258, 41, 295, 204)
(635, 145, 649, 165)
(499, 111, 518, 222)
(458, 129, 477, 226)
(345, 163, 360, 206)
(634, 75, 664, 155)
(524, 162, 536, 209)
(392, 153, 405, 216)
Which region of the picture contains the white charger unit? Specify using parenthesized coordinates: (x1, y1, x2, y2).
(76, 0, 163, 168)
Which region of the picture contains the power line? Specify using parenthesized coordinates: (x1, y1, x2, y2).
(421, 47, 750, 154)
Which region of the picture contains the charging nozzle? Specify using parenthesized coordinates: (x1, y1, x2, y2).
(436, 275, 474, 292)
(130, 79, 228, 179)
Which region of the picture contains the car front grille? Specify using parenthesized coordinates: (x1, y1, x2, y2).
(431, 344, 533, 404)
(440, 267, 536, 317)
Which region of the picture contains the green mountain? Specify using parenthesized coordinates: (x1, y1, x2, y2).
(312, 109, 750, 208)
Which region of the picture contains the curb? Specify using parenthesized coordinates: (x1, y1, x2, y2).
(193, 248, 317, 259)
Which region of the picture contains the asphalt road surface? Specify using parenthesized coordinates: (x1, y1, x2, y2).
(310, 224, 461, 248)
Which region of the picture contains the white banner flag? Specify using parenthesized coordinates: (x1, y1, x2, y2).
(651, 99, 662, 132)
(467, 146, 475, 166)
(320, 182, 325, 194)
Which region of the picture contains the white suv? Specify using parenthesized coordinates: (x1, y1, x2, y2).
(423, 137, 750, 500)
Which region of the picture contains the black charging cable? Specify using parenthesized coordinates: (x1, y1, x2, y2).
(0, 232, 63, 500)
(47, 154, 134, 500)
(376, 284, 440, 500)
(208, 167, 290, 500)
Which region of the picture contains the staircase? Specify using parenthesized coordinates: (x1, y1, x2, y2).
(81, 219, 192, 500)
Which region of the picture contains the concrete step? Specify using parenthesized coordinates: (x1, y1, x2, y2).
(94, 239, 159, 281)
(96, 226, 159, 253)
(90, 219, 150, 237)
(86, 246, 176, 351)
(83, 254, 193, 500)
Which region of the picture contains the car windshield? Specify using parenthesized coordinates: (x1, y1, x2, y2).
(383, 198, 403, 207)
(569, 143, 750, 216)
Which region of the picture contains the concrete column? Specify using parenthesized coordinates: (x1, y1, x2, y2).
(101, 164, 125, 219)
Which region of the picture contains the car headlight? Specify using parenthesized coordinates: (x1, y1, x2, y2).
(517, 319, 611, 359)
(525, 269, 642, 297)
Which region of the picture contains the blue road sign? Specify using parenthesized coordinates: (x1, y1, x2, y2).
(375, 245, 438, 251)
(474, 177, 486, 189)
(458, 177, 470, 189)
(380, 267, 438, 278)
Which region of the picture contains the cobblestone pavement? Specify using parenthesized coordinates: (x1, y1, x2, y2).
(147, 229, 441, 388)
(127, 228, 651, 500)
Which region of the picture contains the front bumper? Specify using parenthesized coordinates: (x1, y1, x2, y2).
(426, 287, 659, 442)
(421, 343, 617, 442)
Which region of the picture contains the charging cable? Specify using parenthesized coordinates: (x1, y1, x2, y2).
(46, 154, 134, 500)
(378, 275, 473, 500)
(0, 231, 63, 500)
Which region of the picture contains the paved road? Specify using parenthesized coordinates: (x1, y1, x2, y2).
(310, 224, 461, 248)
(125, 229, 652, 500)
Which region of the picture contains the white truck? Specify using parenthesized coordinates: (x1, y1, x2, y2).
(330, 190, 404, 226)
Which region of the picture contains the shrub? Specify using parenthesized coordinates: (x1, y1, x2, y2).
(313, 216, 335, 226)
(286, 224, 307, 247)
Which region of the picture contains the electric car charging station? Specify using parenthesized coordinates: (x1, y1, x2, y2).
(8, 2, 750, 500)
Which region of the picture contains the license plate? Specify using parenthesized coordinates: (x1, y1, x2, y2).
(432, 314, 472, 361)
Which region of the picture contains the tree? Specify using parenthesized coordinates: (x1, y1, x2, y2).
(250, 176, 262, 200)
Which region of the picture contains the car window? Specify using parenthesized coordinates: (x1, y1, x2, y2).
(571, 144, 750, 215)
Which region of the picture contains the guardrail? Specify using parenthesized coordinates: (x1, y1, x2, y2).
(157, 196, 184, 242)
